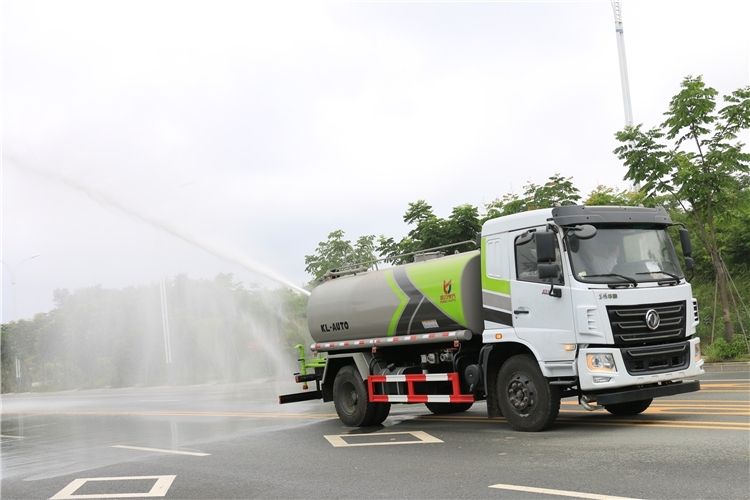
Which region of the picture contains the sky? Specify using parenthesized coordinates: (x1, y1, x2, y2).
(2, 0, 749, 321)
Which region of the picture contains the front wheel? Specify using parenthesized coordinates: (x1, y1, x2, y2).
(333, 365, 382, 427)
(496, 355, 560, 432)
(604, 398, 653, 416)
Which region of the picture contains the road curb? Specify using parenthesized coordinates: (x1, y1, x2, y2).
(702, 361, 750, 373)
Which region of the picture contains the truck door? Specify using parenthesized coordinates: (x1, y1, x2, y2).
(510, 227, 576, 362)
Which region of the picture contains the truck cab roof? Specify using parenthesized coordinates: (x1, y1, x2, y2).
(482, 208, 553, 236)
(481, 205, 673, 237)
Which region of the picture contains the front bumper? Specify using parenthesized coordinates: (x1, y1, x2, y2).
(595, 379, 700, 405)
(578, 337, 704, 391)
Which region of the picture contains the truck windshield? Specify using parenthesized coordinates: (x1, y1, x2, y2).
(566, 226, 684, 285)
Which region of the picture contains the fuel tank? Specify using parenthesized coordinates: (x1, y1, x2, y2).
(307, 251, 483, 343)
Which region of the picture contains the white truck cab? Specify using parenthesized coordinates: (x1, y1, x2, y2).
(481, 205, 703, 418)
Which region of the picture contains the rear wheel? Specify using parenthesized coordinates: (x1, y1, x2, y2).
(371, 401, 391, 425)
(604, 398, 653, 416)
(333, 365, 380, 427)
(425, 402, 474, 415)
(496, 354, 560, 432)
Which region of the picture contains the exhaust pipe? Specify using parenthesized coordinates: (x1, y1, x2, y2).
(580, 394, 603, 411)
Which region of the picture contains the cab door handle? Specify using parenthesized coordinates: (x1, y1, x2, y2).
(513, 309, 529, 314)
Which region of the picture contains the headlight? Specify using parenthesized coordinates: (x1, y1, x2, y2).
(695, 342, 701, 362)
(587, 353, 617, 372)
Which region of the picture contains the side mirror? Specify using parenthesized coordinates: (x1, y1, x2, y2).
(678, 228, 695, 280)
(535, 232, 556, 262)
(679, 228, 693, 257)
(538, 264, 559, 279)
(535, 232, 562, 298)
(573, 224, 597, 240)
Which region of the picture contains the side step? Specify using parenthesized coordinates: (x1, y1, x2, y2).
(368, 373, 474, 404)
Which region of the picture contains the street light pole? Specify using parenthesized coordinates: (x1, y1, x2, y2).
(611, 1, 640, 191)
(1, 253, 42, 392)
(611, 1, 633, 129)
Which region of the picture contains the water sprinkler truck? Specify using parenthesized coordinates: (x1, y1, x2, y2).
(280, 205, 704, 431)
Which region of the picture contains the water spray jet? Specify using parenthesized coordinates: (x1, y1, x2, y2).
(4, 154, 311, 297)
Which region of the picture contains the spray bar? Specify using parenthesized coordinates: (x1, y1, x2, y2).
(312, 329, 473, 353)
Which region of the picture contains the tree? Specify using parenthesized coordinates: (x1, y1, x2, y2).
(583, 185, 639, 206)
(614, 75, 750, 342)
(482, 174, 581, 222)
(522, 173, 581, 210)
(304, 230, 377, 283)
(482, 192, 524, 221)
(378, 201, 481, 264)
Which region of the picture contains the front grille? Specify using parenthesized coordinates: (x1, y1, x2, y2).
(621, 341, 690, 375)
(692, 298, 699, 324)
(607, 301, 686, 346)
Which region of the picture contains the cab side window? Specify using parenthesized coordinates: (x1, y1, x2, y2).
(514, 234, 564, 284)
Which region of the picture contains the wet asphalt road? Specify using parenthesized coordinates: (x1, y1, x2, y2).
(2, 371, 748, 500)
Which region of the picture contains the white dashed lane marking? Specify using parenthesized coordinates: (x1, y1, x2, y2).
(489, 483, 642, 500)
(112, 445, 210, 456)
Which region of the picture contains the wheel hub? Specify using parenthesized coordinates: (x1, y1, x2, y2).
(507, 374, 536, 413)
(341, 382, 359, 414)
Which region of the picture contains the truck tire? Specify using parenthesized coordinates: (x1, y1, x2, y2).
(333, 365, 380, 427)
(604, 398, 653, 416)
(496, 354, 560, 432)
(371, 401, 391, 425)
(425, 402, 474, 415)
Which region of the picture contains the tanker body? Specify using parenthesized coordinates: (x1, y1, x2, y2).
(307, 251, 483, 343)
(280, 205, 704, 431)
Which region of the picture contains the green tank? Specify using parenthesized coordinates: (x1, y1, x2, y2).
(307, 251, 483, 343)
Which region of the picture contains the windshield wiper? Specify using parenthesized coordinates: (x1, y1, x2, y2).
(636, 270, 682, 285)
(583, 274, 638, 288)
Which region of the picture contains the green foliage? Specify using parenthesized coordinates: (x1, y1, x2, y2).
(720, 175, 750, 274)
(583, 185, 644, 206)
(1, 274, 310, 393)
(378, 202, 481, 265)
(615, 76, 750, 208)
(483, 174, 581, 221)
(704, 336, 750, 362)
(522, 173, 581, 210)
(303, 230, 377, 283)
(483, 193, 524, 220)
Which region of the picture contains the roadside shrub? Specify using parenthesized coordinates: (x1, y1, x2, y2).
(729, 335, 750, 359)
(705, 337, 750, 361)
